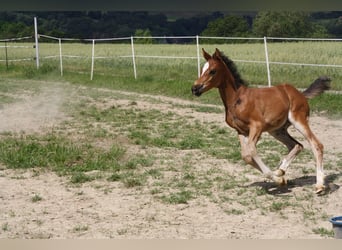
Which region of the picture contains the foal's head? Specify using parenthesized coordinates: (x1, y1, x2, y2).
(192, 48, 245, 97)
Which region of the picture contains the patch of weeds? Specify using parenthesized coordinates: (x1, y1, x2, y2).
(31, 194, 43, 203)
(129, 131, 151, 145)
(219, 194, 233, 203)
(73, 225, 89, 233)
(92, 128, 109, 138)
(183, 172, 196, 181)
(293, 148, 314, 165)
(224, 208, 245, 215)
(337, 154, 342, 168)
(2, 222, 9, 232)
(151, 136, 175, 147)
(301, 166, 312, 176)
(23, 66, 36, 78)
(70, 172, 94, 184)
(161, 190, 194, 204)
(124, 154, 155, 170)
(179, 135, 205, 149)
(107, 173, 121, 182)
(117, 228, 128, 235)
(0, 94, 16, 106)
(0, 135, 82, 170)
(302, 208, 317, 221)
(312, 227, 334, 238)
(121, 172, 147, 188)
(33, 219, 44, 226)
(221, 176, 239, 191)
(0, 134, 126, 179)
(193, 105, 223, 114)
(9, 210, 15, 217)
(150, 188, 162, 195)
(269, 201, 291, 212)
(255, 187, 268, 196)
(145, 168, 163, 179)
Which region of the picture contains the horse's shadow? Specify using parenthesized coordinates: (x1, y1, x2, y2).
(247, 173, 341, 196)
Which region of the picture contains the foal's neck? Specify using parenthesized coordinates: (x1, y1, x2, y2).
(218, 76, 239, 110)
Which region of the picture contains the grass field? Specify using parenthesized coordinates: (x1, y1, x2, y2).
(1, 40, 342, 89)
(1, 40, 341, 117)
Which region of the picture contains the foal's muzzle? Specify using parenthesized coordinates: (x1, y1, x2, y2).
(191, 84, 204, 97)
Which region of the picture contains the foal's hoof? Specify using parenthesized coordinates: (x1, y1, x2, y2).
(274, 169, 285, 177)
(315, 184, 326, 194)
(274, 175, 287, 186)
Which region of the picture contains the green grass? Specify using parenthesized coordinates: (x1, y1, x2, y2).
(0, 134, 125, 175)
(161, 190, 194, 204)
(312, 227, 334, 238)
(308, 93, 342, 117)
(1, 41, 342, 88)
(1, 41, 341, 116)
(31, 194, 43, 203)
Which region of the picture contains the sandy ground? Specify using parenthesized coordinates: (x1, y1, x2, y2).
(0, 82, 341, 239)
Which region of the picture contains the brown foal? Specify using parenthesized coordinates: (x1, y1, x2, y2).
(192, 48, 331, 193)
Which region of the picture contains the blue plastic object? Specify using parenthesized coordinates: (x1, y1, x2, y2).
(329, 216, 342, 239)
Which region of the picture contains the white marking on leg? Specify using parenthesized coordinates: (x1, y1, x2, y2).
(278, 144, 302, 172)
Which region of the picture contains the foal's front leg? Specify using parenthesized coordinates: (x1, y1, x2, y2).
(238, 133, 286, 185)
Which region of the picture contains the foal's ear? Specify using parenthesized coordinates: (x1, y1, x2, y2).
(202, 48, 211, 61)
(213, 48, 222, 60)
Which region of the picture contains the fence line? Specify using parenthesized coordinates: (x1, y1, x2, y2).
(199, 36, 264, 41)
(0, 35, 34, 68)
(1, 17, 342, 84)
(35, 34, 338, 83)
(0, 45, 33, 49)
(269, 61, 342, 68)
(0, 58, 32, 62)
(0, 36, 33, 42)
(267, 37, 342, 41)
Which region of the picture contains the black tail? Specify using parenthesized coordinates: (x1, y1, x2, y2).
(302, 76, 331, 99)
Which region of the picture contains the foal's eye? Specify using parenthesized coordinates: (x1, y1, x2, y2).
(209, 70, 216, 75)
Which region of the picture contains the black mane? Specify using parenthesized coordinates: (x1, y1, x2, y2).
(218, 51, 248, 88)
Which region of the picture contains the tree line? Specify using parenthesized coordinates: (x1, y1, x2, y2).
(0, 11, 341, 41)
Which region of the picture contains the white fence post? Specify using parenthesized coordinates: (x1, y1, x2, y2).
(131, 36, 137, 79)
(58, 38, 63, 76)
(4, 41, 8, 69)
(263, 36, 271, 87)
(90, 39, 95, 80)
(196, 35, 201, 77)
(34, 17, 39, 69)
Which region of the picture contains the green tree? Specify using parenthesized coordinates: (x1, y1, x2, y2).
(0, 21, 32, 39)
(134, 29, 153, 44)
(253, 11, 329, 38)
(201, 15, 251, 43)
(326, 17, 342, 37)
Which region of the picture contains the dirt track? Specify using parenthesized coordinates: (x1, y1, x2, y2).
(0, 81, 341, 239)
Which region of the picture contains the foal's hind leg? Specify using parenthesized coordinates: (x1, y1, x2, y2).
(289, 112, 325, 193)
(269, 124, 303, 178)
